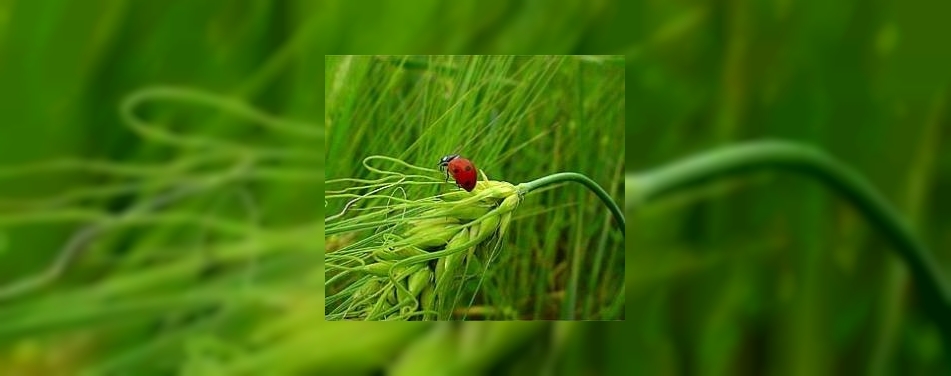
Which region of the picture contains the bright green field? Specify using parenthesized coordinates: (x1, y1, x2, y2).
(3, 0, 951, 375)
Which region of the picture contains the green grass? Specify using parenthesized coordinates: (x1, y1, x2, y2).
(325, 55, 626, 320)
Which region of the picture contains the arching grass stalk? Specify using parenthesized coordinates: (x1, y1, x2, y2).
(519, 172, 625, 234)
(627, 140, 951, 350)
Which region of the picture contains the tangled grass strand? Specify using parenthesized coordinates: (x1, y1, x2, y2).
(325, 157, 521, 320)
(0, 86, 321, 308)
(326, 155, 624, 320)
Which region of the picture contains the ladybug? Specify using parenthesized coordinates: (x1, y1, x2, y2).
(437, 154, 478, 192)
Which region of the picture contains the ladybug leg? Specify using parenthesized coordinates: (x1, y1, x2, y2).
(437, 163, 448, 182)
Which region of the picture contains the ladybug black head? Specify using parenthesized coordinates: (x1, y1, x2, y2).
(437, 154, 460, 169)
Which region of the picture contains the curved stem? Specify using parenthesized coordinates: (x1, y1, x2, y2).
(521, 172, 625, 233)
(629, 140, 951, 348)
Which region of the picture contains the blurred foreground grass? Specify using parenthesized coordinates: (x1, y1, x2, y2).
(0, 83, 325, 373)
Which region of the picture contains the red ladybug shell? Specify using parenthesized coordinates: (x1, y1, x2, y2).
(438, 155, 477, 192)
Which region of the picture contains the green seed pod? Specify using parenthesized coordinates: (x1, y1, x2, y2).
(385, 284, 399, 306)
(434, 227, 473, 316)
(436, 256, 464, 317)
(435, 250, 446, 282)
(466, 220, 482, 245)
(470, 211, 501, 244)
(394, 262, 423, 282)
(436, 251, 464, 295)
(395, 278, 413, 310)
(497, 193, 520, 214)
(353, 278, 382, 303)
(435, 228, 470, 282)
(406, 225, 461, 249)
(419, 284, 436, 321)
(498, 212, 513, 239)
(396, 263, 429, 314)
(403, 217, 460, 238)
(407, 267, 433, 299)
(476, 180, 517, 200)
(357, 261, 395, 277)
(373, 246, 427, 262)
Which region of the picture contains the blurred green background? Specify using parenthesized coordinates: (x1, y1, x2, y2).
(628, 0, 951, 375)
(0, 1, 630, 375)
(1, 0, 949, 375)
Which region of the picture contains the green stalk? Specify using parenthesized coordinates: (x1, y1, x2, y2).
(628, 140, 951, 349)
(520, 172, 625, 234)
